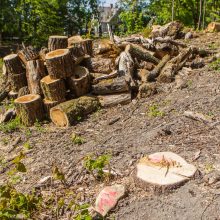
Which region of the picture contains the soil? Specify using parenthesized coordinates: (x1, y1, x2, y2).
(0, 32, 220, 220)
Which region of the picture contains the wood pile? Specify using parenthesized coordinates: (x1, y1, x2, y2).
(2, 22, 207, 127)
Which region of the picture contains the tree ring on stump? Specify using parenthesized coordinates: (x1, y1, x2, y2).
(15, 94, 40, 104)
(50, 109, 68, 127)
(46, 49, 69, 59)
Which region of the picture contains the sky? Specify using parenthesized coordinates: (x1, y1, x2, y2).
(102, 0, 117, 6)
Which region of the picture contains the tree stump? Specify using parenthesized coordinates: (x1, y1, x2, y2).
(10, 73, 27, 92)
(18, 46, 39, 65)
(68, 39, 93, 56)
(50, 96, 100, 127)
(18, 86, 30, 97)
(48, 36, 68, 51)
(26, 59, 47, 94)
(68, 45, 85, 64)
(14, 94, 44, 126)
(45, 49, 74, 79)
(43, 99, 61, 117)
(68, 35, 83, 47)
(67, 66, 90, 97)
(3, 54, 25, 75)
(41, 75, 66, 101)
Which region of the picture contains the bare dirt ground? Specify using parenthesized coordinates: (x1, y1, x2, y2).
(0, 32, 220, 220)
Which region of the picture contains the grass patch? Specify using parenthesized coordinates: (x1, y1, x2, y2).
(209, 58, 220, 71)
(0, 117, 22, 133)
(148, 104, 165, 117)
(71, 133, 85, 145)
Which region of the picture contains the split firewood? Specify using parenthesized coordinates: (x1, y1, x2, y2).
(125, 44, 159, 64)
(147, 54, 171, 81)
(41, 75, 66, 102)
(93, 70, 118, 84)
(26, 59, 47, 94)
(18, 86, 30, 97)
(183, 111, 213, 124)
(48, 35, 68, 51)
(3, 54, 25, 75)
(158, 47, 192, 83)
(14, 94, 45, 126)
(18, 46, 39, 65)
(45, 49, 74, 79)
(92, 77, 129, 95)
(67, 66, 91, 97)
(10, 73, 27, 92)
(50, 96, 100, 127)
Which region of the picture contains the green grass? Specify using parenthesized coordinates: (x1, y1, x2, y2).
(209, 58, 220, 71)
(148, 104, 165, 117)
(0, 117, 22, 133)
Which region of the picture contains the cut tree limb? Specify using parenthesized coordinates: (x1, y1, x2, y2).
(14, 94, 44, 126)
(18, 46, 39, 65)
(48, 36, 68, 51)
(50, 96, 100, 127)
(43, 99, 61, 117)
(93, 70, 118, 84)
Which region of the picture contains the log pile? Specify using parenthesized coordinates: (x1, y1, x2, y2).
(2, 22, 207, 127)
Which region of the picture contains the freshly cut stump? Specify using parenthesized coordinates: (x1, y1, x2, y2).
(135, 152, 197, 193)
(48, 35, 68, 51)
(67, 66, 90, 97)
(41, 75, 66, 102)
(50, 96, 100, 127)
(18, 86, 30, 97)
(92, 77, 129, 95)
(45, 49, 74, 79)
(18, 46, 39, 65)
(14, 94, 44, 126)
(68, 39, 93, 56)
(43, 99, 61, 117)
(10, 73, 27, 92)
(3, 54, 25, 75)
(26, 59, 47, 94)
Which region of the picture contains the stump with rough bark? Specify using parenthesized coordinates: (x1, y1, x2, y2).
(50, 96, 100, 127)
(68, 45, 85, 64)
(18, 46, 39, 65)
(48, 36, 68, 51)
(68, 39, 93, 56)
(18, 86, 30, 97)
(43, 99, 61, 117)
(10, 73, 27, 92)
(39, 47, 49, 61)
(3, 54, 25, 75)
(68, 35, 83, 47)
(26, 59, 47, 94)
(45, 49, 74, 79)
(14, 94, 44, 126)
(41, 75, 66, 101)
(67, 66, 90, 97)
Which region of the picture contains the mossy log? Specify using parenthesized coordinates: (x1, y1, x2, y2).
(125, 44, 159, 64)
(41, 75, 66, 102)
(67, 66, 90, 97)
(3, 54, 25, 75)
(45, 49, 74, 79)
(26, 59, 47, 94)
(43, 99, 61, 117)
(50, 96, 100, 127)
(18, 86, 30, 97)
(48, 36, 68, 51)
(10, 73, 27, 92)
(14, 94, 44, 126)
(92, 77, 129, 95)
(18, 46, 39, 65)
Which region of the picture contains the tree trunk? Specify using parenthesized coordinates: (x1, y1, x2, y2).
(172, 0, 175, 22)
(45, 49, 74, 79)
(68, 45, 85, 64)
(3, 54, 25, 75)
(41, 75, 66, 102)
(68, 39, 93, 56)
(18, 86, 30, 97)
(18, 46, 39, 65)
(202, 0, 206, 29)
(50, 96, 100, 127)
(14, 94, 44, 126)
(66, 66, 91, 97)
(39, 47, 49, 61)
(26, 59, 47, 94)
(48, 35, 68, 51)
(197, 0, 203, 30)
(92, 77, 129, 95)
(10, 73, 27, 92)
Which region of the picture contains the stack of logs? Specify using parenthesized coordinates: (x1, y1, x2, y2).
(2, 22, 207, 127)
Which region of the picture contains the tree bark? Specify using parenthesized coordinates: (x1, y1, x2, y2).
(68, 39, 93, 56)
(14, 94, 44, 126)
(48, 35, 68, 51)
(68, 45, 85, 64)
(45, 49, 74, 79)
(18, 86, 30, 97)
(26, 59, 47, 94)
(41, 75, 66, 102)
(50, 96, 100, 127)
(18, 46, 39, 65)
(43, 99, 62, 118)
(10, 73, 27, 92)
(39, 47, 49, 61)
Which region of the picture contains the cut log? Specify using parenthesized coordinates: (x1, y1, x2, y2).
(41, 75, 66, 102)
(45, 49, 74, 79)
(147, 54, 171, 81)
(48, 36, 68, 51)
(93, 70, 118, 84)
(14, 94, 44, 126)
(67, 66, 90, 97)
(83, 57, 115, 74)
(135, 152, 197, 193)
(39, 47, 49, 61)
(43, 99, 61, 117)
(10, 72, 27, 92)
(18, 86, 30, 97)
(98, 93, 131, 107)
(92, 77, 129, 95)
(18, 46, 39, 65)
(68, 45, 85, 64)
(125, 44, 159, 64)
(68, 39, 93, 56)
(68, 35, 83, 47)
(3, 54, 25, 75)
(26, 59, 47, 94)
(158, 47, 192, 83)
(50, 96, 100, 127)
(154, 43, 178, 59)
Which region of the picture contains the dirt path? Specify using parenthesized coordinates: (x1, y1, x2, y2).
(0, 33, 220, 219)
